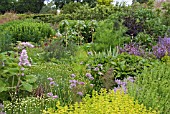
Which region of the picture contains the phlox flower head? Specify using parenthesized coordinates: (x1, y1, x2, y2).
(18, 49, 31, 67)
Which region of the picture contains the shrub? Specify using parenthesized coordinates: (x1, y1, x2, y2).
(44, 89, 158, 114)
(127, 63, 170, 114)
(1, 19, 55, 43)
(93, 18, 130, 52)
(58, 20, 98, 46)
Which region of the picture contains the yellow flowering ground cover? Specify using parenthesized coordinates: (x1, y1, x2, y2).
(44, 89, 159, 114)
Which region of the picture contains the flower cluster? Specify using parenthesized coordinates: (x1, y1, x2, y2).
(47, 77, 58, 86)
(17, 42, 34, 49)
(47, 92, 58, 99)
(18, 49, 31, 67)
(152, 37, 170, 58)
(86, 73, 94, 80)
(119, 43, 144, 56)
(114, 76, 135, 93)
(69, 80, 85, 89)
(47, 77, 58, 99)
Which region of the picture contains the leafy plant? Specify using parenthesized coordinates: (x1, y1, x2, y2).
(0, 50, 37, 102)
(127, 62, 170, 114)
(1, 19, 55, 43)
(93, 18, 130, 52)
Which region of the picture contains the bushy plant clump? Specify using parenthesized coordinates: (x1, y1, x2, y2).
(0, 19, 55, 43)
(44, 89, 158, 114)
(127, 63, 170, 114)
(58, 20, 98, 46)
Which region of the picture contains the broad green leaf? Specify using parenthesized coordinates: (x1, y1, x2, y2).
(25, 75, 37, 83)
(21, 82, 33, 92)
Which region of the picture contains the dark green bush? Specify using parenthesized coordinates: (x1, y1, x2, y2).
(1, 19, 55, 43)
(128, 62, 170, 114)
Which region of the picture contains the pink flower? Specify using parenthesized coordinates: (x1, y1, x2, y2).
(18, 49, 31, 67)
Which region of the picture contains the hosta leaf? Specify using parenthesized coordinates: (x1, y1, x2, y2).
(25, 75, 37, 83)
(21, 82, 32, 92)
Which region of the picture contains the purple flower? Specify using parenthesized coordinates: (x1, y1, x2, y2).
(89, 76, 94, 80)
(77, 92, 83, 96)
(70, 83, 76, 88)
(47, 92, 53, 97)
(52, 95, 58, 99)
(98, 64, 102, 67)
(90, 84, 94, 87)
(18, 49, 31, 67)
(47, 77, 53, 81)
(69, 80, 77, 84)
(78, 82, 85, 85)
(70, 74, 76, 78)
(0, 103, 4, 108)
(94, 67, 99, 71)
(127, 76, 134, 83)
(21, 73, 24, 76)
(49, 81, 55, 86)
(18, 42, 34, 49)
(21, 67, 25, 71)
(87, 51, 92, 55)
(115, 79, 122, 85)
(86, 73, 92, 77)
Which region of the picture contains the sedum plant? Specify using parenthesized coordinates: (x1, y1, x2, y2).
(43, 89, 158, 114)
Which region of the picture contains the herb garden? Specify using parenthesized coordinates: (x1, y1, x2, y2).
(0, 0, 170, 114)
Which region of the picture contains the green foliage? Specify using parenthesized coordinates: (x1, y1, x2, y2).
(97, 0, 112, 5)
(44, 89, 158, 114)
(43, 38, 77, 61)
(61, 2, 82, 14)
(26, 47, 45, 63)
(0, 51, 37, 102)
(1, 19, 55, 43)
(59, 20, 98, 46)
(0, 0, 45, 14)
(0, 31, 13, 52)
(127, 63, 170, 114)
(84, 52, 156, 91)
(93, 18, 130, 52)
(28, 62, 88, 105)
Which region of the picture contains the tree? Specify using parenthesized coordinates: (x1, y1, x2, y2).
(15, 0, 45, 13)
(133, 0, 149, 3)
(0, 0, 16, 14)
(53, 0, 97, 9)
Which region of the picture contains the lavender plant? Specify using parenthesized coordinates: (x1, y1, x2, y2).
(152, 37, 170, 58)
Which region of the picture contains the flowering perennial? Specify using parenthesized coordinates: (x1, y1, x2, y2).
(18, 49, 31, 67)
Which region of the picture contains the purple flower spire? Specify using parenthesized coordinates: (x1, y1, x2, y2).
(18, 42, 34, 49)
(18, 49, 31, 67)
